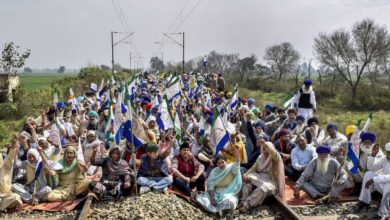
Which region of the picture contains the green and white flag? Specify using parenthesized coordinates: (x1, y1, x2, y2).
(164, 76, 181, 101)
(174, 111, 181, 143)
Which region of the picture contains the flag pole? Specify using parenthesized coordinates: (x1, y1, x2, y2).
(127, 100, 138, 196)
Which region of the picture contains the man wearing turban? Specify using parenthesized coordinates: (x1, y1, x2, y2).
(292, 80, 317, 123)
(294, 145, 347, 203)
(321, 123, 348, 162)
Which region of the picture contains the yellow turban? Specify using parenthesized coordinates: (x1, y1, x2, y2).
(345, 125, 356, 136)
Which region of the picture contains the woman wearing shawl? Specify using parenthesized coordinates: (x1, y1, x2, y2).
(12, 147, 55, 205)
(238, 141, 285, 213)
(46, 146, 89, 202)
(82, 130, 105, 176)
(89, 146, 134, 200)
(37, 137, 61, 161)
(146, 115, 160, 141)
(0, 136, 23, 211)
(195, 138, 242, 217)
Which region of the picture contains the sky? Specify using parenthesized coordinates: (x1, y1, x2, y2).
(1, 0, 390, 70)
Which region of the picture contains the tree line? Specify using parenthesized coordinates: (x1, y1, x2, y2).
(151, 18, 390, 106)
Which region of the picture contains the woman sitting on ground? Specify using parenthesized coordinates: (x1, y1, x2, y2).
(46, 146, 90, 202)
(12, 147, 54, 205)
(220, 133, 247, 164)
(238, 141, 285, 213)
(89, 146, 134, 200)
(195, 137, 242, 217)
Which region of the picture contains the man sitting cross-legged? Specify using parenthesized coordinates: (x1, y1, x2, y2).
(294, 145, 347, 203)
(136, 134, 174, 194)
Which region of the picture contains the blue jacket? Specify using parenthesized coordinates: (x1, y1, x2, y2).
(137, 154, 169, 178)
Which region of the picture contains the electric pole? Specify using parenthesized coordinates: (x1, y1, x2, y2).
(111, 31, 134, 75)
(182, 32, 185, 74)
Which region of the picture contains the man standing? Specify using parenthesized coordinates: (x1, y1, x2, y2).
(358, 143, 390, 219)
(294, 145, 347, 203)
(293, 80, 317, 123)
(171, 142, 206, 196)
(217, 73, 225, 92)
(290, 135, 317, 181)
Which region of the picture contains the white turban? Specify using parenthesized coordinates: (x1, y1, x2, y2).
(385, 143, 390, 152)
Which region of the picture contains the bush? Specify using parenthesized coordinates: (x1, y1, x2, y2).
(78, 67, 111, 81)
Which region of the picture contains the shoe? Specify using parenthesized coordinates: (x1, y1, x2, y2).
(140, 186, 151, 194)
(162, 187, 169, 195)
(356, 201, 370, 209)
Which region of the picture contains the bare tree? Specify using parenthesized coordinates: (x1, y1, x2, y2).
(314, 18, 390, 100)
(294, 64, 301, 87)
(264, 42, 300, 81)
(307, 58, 313, 79)
(237, 55, 257, 80)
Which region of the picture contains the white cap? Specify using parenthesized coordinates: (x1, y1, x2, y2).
(240, 105, 249, 111)
(385, 143, 390, 152)
(87, 130, 96, 137)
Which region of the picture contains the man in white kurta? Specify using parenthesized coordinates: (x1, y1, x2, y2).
(358, 143, 390, 219)
(321, 123, 347, 163)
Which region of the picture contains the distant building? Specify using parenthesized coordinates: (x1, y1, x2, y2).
(0, 74, 19, 102)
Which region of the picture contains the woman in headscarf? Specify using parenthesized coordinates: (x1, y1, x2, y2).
(46, 146, 90, 202)
(195, 139, 242, 217)
(89, 146, 134, 200)
(238, 141, 285, 213)
(82, 130, 105, 177)
(146, 115, 160, 141)
(37, 137, 61, 161)
(12, 147, 53, 205)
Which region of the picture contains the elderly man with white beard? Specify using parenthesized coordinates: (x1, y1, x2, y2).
(293, 145, 347, 203)
(357, 143, 390, 220)
(359, 132, 382, 173)
(345, 132, 384, 194)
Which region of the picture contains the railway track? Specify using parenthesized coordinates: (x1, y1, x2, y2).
(77, 194, 303, 220)
(77, 195, 94, 220)
(266, 196, 303, 220)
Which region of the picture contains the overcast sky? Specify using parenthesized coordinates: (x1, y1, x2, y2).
(1, 0, 390, 70)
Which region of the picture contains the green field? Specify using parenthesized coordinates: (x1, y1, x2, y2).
(20, 73, 77, 92)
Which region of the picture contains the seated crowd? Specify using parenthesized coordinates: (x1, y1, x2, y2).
(0, 73, 389, 219)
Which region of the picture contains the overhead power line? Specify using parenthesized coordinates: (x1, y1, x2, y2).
(156, 0, 203, 53)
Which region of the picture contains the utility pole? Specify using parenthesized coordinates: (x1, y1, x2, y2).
(111, 31, 134, 75)
(111, 31, 115, 75)
(161, 32, 185, 74)
(161, 52, 164, 71)
(129, 52, 132, 71)
(182, 32, 185, 74)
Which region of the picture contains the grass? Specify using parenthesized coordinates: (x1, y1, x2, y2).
(20, 73, 77, 92)
(239, 87, 390, 147)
